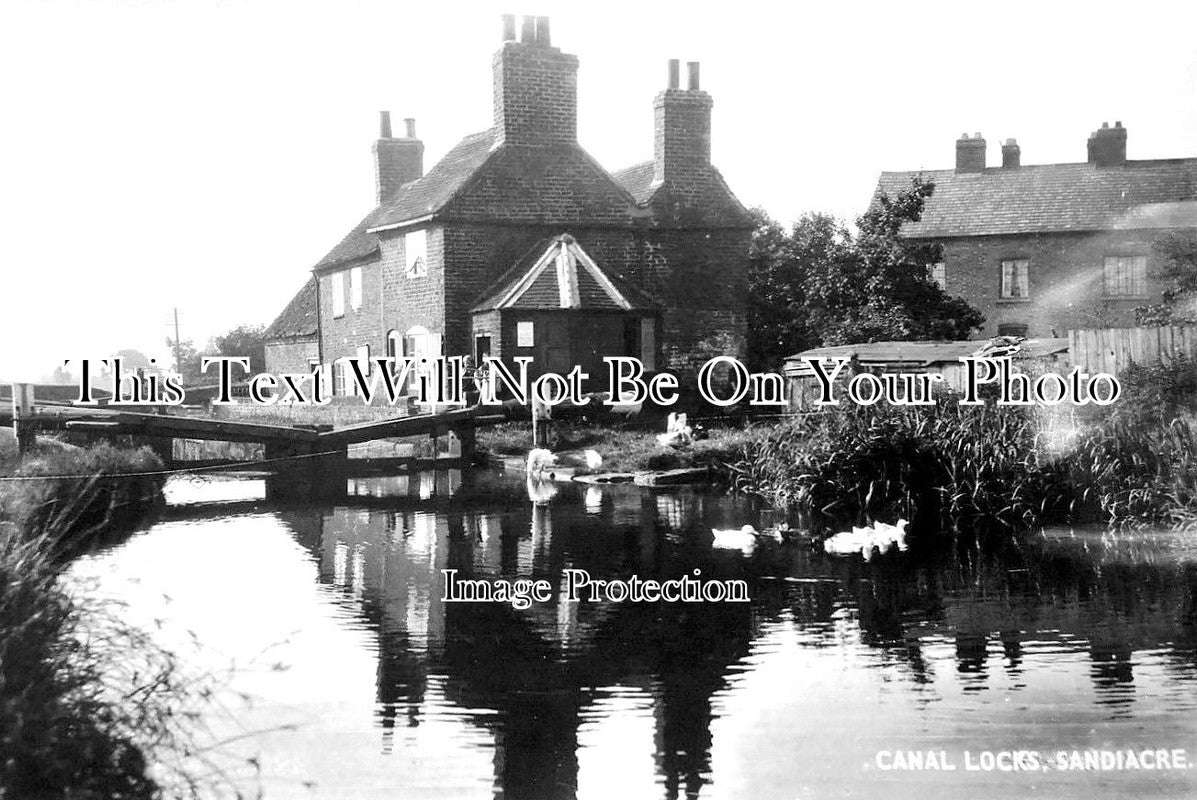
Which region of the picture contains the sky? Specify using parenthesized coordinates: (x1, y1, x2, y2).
(1, 0, 1196, 380)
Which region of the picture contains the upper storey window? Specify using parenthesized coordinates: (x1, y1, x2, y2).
(331, 272, 345, 317)
(1000, 259, 1029, 299)
(406, 230, 427, 278)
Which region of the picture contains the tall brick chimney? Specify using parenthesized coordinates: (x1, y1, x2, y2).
(1001, 138, 1021, 168)
(1088, 121, 1127, 167)
(955, 133, 986, 173)
(653, 59, 713, 190)
(493, 14, 578, 147)
(373, 112, 423, 204)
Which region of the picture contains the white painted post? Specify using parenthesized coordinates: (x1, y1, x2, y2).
(12, 383, 35, 454)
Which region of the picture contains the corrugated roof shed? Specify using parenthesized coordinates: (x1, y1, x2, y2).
(784, 338, 1070, 375)
(877, 159, 1197, 238)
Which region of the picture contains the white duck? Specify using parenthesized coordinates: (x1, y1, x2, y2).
(711, 524, 782, 554)
(526, 448, 558, 477)
(823, 519, 909, 558)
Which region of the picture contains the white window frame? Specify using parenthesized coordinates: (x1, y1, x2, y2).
(331, 272, 345, 318)
(516, 320, 535, 348)
(1103, 255, 1147, 297)
(928, 262, 947, 290)
(349, 266, 363, 311)
(1000, 259, 1029, 299)
(405, 230, 428, 278)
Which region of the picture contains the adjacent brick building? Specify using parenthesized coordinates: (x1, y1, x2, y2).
(876, 124, 1197, 338)
(264, 14, 752, 393)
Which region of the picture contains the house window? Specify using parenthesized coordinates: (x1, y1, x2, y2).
(1104, 255, 1147, 296)
(1000, 259, 1029, 299)
(331, 272, 345, 318)
(928, 262, 947, 290)
(349, 267, 363, 310)
(516, 321, 534, 348)
(405, 230, 427, 278)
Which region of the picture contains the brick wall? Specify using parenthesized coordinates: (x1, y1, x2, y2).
(318, 258, 387, 364)
(938, 229, 1168, 337)
(378, 226, 446, 347)
(263, 336, 318, 375)
(653, 89, 712, 193)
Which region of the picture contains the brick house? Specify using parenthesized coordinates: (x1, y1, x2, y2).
(264, 13, 752, 395)
(876, 123, 1197, 338)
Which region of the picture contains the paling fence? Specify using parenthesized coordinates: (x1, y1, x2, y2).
(1067, 326, 1197, 375)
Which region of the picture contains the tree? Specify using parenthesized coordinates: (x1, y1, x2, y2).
(209, 324, 267, 375)
(745, 208, 842, 370)
(1135, 230, 1197, 325)
(164, 337, 204, 385)
(745, 178, 984, 368)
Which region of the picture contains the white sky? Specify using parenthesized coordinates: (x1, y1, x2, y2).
(2, 0, 1195, 380)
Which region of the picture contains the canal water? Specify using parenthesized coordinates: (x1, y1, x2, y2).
(69, 469, 1197, 799)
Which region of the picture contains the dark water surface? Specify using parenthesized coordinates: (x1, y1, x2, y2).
(69, 470, 1197, 799)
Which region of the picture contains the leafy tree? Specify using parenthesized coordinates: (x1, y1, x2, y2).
(209, 324, 267, 375)
(1135, 230, 1197, 325)
(745, 178, 984, 368)
(164, 337, 204, 385)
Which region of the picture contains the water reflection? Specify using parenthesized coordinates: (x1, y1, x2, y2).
(79, 471, 1197, 799)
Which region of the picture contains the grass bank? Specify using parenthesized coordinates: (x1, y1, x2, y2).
(0, 436, 207, 799)
(477, 420, 765, 474)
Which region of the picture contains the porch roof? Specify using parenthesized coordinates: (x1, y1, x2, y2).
(472, 234, 656, 313)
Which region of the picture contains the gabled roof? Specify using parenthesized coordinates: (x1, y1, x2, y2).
(877, 158, 1197, 238)
(264, 276, 318, 340)
(368, 129, 497, 232)
(313, 130, 497, 270)
(472, 234, 656, 312)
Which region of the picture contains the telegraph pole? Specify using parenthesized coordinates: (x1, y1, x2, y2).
(172, 307, 182, 373)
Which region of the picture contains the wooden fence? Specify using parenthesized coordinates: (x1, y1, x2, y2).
(1068, 326, 1197, 375)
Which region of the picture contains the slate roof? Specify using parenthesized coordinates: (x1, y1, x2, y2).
(473, 234, 657, 312)
(611, 160, 657, 204)
(877, 159, 1197, 239)
(264, 276, 318, 340)
(368, 129, 497, 232)
(313, 129, 497, 270)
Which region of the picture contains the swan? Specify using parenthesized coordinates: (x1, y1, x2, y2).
(712, 524, 761, 553)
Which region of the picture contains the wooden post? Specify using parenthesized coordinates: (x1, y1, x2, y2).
(11, 383, 35, 455)
(532, 394, 550, 449)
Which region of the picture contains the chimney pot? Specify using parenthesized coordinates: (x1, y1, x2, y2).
(956, 132, 986, 173)
(404, 117, 416, 138)
(535, 16, 551, 46)
(667, 59, 680, 89)
(520, 15, 536, 43)
(687, 61, 700, 91)
(1088, 120, 1128, 167)
(379, 110, 392, 139)
(1001, 138, 1021, 168)
(501, 13, 516, 41)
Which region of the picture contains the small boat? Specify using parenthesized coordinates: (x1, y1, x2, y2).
(823, 519, 908, 558)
